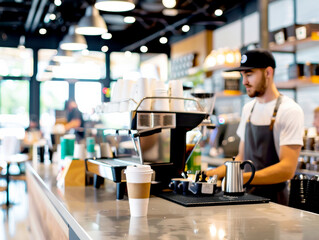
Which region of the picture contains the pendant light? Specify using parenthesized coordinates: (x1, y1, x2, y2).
(76, 6, 108, 35)
(60, 25, 88, 51)
(95, 0, 135, 12)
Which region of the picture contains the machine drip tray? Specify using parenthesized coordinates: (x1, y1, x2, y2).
(155, 191, 270, 207)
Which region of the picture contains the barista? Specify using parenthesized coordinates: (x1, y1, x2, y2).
(64, 100, 85, 142)
(206, 49, 304, 205)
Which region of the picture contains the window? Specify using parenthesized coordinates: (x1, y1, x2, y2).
(110, 52, 140, 80)
(213, 20, 242, 49)
(38, 49, 106, 80)
(75, 82, 102, 114)
(40, 81, 69, 131)
(0, 80, 29, 138)
(0, 47, 33, 77)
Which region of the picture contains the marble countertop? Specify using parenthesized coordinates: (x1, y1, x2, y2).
(27, 162, 319, 240)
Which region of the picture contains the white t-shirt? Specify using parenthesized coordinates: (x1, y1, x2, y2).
(236, 95, 304, 156)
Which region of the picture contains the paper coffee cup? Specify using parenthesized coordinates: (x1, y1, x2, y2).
(136, 78, 151, 111)
(73, 143, 86, 160)
(152, 89, 169, 111)
(125, 165, 153, 217)
(169, 80, 184, 112)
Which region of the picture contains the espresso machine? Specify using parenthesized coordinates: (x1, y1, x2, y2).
(85, 97, 213, 199)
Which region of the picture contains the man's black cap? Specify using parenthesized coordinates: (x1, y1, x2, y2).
(225, 49, 276, 72)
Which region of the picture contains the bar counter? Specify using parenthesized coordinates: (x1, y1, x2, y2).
(26, 162, 319, 240)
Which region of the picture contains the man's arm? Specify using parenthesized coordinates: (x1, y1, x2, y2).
(65, 119, 81, 131)
(243, 144, 301, 184)
(206, 141, 245, 178)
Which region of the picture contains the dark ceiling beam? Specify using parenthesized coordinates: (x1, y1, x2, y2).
(121, 6, 209, 52)
(30, 0, 49, 32)
(25, 0, 41, 32)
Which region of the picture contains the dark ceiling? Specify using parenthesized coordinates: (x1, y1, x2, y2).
(0, 0, 252, 53)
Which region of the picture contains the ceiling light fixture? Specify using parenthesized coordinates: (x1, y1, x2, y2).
(162, 0, 176, 8)
(76, 6, 108, 36)
(124, 51, 132, 57)
(182, 25, 190, 32)
(159, 36, 168, 44)
(214, 9, 223, 16)
(54, 0, 62, 7)
(101, 32, 112, 39)
(60, 25, 88, 51)
(95, 0, 135, 12)
(39, 28, 47, 35)
(101, 46, 109, 52)
(123, 16, 136, 24)
(140, 45, 148, 53)
(162, 8, 178, 16)
(49, 13, 57, 20)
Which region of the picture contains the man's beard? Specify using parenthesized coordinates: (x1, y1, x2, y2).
(246, 75, 267, 98)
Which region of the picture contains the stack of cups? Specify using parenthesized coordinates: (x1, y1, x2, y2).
(136, 78, 151, 111)
(110, 81, 119, 112)
(169, 80, 184, 112)
(125, 165, 153, 217)
(73, 143, 86, 160)
(120, 79, 136, 112)
(152, 81, 169, 111)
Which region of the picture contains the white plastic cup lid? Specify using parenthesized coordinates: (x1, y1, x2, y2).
(124, 165, 153, 174)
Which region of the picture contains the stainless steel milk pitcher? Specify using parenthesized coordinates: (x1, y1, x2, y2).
(224, 157, 255, 196)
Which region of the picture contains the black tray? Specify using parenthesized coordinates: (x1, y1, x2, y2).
(156, 191, 270, 207)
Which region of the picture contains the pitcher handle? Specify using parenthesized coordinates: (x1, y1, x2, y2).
(241, 160, 256, 188)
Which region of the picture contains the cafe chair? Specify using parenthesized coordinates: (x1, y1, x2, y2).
(0, 135, 28, 207)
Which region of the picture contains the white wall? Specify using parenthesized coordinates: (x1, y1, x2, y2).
(213, 20, 242, 49)
(243, 12, 260, 46)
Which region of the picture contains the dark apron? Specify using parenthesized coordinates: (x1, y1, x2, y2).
(244, 95, 288, 205)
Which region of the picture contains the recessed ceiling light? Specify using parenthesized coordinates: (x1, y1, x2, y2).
(124, 51, 132, 57)
(214, 9, 223, 16)
(162, 9, 178, 16)
(140, 46, 148, 53)
(162, 0, 176, 8)
(82, 49, 90, 55)
(101, 46, 109, 52)
(39, 28, 47, 35)
(54, 0, 62, 6)
(101, 32, 112, 39)
(95, 0, 135, 12)
(124, 16, 136, 24)
(49, 13, 56, 20)
(182, 25, 190, 32)
(159, 37, 168, 44)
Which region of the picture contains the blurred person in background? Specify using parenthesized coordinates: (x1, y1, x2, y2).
(22, 115, 42, 153)
(65, 100, 85, 142)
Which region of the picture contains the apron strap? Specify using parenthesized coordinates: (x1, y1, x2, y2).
(247, 95, 283, 130)
(269, 95, 282, 130)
